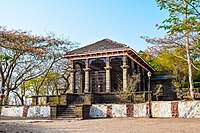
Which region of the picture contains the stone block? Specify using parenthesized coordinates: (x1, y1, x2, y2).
(75, 105, 83, 118)
(84, 93, 92, 105)
(50, 106, 57, 118)
(60, 95, 67, 105)
(83, 105, 91, 119)
(112, 104, 126, 117)
(134, 103, 146, 117)
(27, 106, 50, 117)
(1, 106, 24, 117)
(32, 96, 37, 106)
(89, 104, 107, 118)
(152, 102, 159, 117)
(178, 101, 200, 118)
(159, 101, 171, 117)
(38, 97, 47, 105)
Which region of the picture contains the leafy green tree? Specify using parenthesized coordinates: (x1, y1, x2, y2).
(142, 0, 199, 98)
(0, 26, 76, 105)
(139, 48, 188, 88)
(20, 70, 66, 100)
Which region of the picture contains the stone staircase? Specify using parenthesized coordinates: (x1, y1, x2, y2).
(56, 105, 76, 118)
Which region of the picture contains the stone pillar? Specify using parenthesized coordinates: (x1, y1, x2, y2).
(131, 60, 136, 74)
(68, 60, 75, 93)
(121, 56, 129, 92)
(142, 68, 146, 91)
(84, 59, 90, 92)
(104, 57, 112, 92)
(137, 64, 141, 91)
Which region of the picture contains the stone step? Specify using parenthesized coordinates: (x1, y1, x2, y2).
(56, 117, 81, 121)
(57, 112, 76, 116)
(57, 110, 74, 112)
(57, 115, 75, 117)
(57, 106, 76, 118)
(57, 109, 74, 112)
(56, 105, 77, 119)
(57, 116, 76, 119)
(57, 110, 75, 113)
(58, 109, 74, 111)
(57, 113, 76, 116)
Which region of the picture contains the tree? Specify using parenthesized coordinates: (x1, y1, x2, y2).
(139, 48, 189, 88)
(142, 0, 200, 98)
(15, 70, 68, 105)
(0, 26, 76, 105)
(117, 73, 141, 102)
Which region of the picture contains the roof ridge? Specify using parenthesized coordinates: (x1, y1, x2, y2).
(67, 38, 131, 55)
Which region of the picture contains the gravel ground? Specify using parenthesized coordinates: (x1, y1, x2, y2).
(0, 117, 200, 133)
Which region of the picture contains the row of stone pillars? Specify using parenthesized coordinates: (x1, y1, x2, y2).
(67, 55, 135, 93)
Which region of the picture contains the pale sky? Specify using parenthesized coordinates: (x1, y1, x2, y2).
(0, 0, 168, 51)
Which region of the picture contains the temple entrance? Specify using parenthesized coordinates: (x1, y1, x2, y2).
(90, 70, 106, 92)
(89, 58, 106, 92)
(110, 56, 123, 92)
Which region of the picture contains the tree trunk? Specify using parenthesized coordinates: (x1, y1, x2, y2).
(20, 96, 24, 105)
(13, 91, 24, 105)
(184, 0, 194, 98)
(186, 39, 194, 98)
(4, 91, 10, 105)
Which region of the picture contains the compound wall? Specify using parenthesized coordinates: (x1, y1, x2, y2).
(89, 101, 200, 118)
(0, 101, 199, 118)
(0, 106, 50, 117)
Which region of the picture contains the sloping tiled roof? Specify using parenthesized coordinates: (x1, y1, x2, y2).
(66, 38, 155, 72)
(67, 38, 130, 55)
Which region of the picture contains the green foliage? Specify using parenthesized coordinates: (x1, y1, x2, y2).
(0, 54, 12, 61)
(194, 82, 200, 88)
(0, 26, 76, 105)
(140, 47, 200, 88)
(117, 73, 141, 102)
(23, 70, 66, 96)
(141, 1, 199, 93)
(138, 51, 158, 69)
(156, 0, 200, 34)
(182, 82, 200, 88)
(53, 96, 60, 104)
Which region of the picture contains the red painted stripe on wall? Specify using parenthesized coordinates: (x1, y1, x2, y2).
(126, 104, 134, 117)
(146, 103, 152, 117)
(23, 106, 29, 117)
(0, 106, 2, 116)
(107, 105, 113, 118)
(171, 102, 179, 118)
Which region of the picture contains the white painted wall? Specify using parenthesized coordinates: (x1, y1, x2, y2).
(1, 106, 24, 117)
(0, 106, 50, 117)
(27, 106, 50, 117)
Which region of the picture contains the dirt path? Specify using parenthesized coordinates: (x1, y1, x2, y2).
(0, 117, 200, 133)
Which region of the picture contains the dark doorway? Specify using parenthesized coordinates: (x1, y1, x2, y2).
(89, 58, 106, 92)
(90, 71, 106, 92)
(110, 56, 123, 92)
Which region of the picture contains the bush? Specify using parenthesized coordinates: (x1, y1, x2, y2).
(194, 82, 200, 88)
(181, 82, 200, 88)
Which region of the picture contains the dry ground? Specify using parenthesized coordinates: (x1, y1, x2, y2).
(0, 117, 200, 133)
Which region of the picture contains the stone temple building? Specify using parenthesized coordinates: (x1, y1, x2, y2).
(65, 38, 155, 94)
(32, 39, 177, 119)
